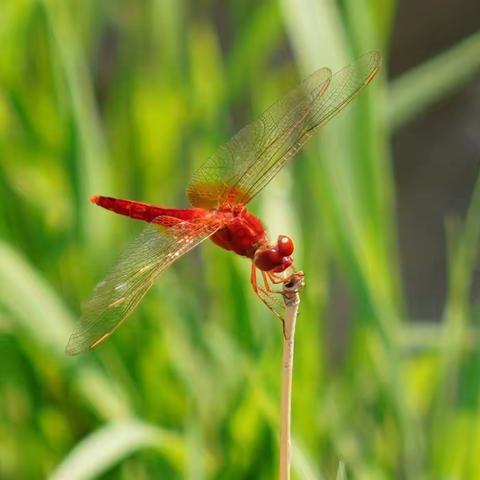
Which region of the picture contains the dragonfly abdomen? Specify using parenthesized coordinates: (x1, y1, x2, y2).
(90, 195, 207, 223)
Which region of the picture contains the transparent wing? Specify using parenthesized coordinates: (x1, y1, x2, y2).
(66, 218, 219, 355)
(187, 51, 381, 208)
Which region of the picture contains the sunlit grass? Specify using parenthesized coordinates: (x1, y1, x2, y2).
(1, 0, 480, 478)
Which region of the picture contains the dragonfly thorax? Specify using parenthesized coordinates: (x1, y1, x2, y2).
(209, 205, 267, 258)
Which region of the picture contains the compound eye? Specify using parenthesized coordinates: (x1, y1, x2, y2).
(277, 235, 294, 257)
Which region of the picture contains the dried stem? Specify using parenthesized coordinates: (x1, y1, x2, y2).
(279, 272, 304, 480)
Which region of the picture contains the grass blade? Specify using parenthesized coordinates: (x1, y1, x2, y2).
(49, 420, 185, 480)
(336, 461, 346, 480)
(0, 240, 72, 351)
(40, 0, 111, 249)
(388, 30, 480, 130)
(0, 241, 131, 419)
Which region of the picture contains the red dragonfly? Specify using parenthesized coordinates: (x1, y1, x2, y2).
(66, 51, 381, 355)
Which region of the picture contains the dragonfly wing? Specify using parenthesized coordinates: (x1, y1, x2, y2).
(187, 51, 381, 208)
(66, 219, 219, 355)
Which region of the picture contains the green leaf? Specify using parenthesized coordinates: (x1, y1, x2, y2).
(49, 420, 185, 480)
(292, 437, 324, 480)
(0, 240, 73, 351)
(388, 30, 480, 129)
(40, 0, 112, 250)
(0, 241, 131, 419)
(336, 461, 346, 480)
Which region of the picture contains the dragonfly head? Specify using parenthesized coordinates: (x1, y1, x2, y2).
(253, 235, 294, 273)
(276, 235, 294, 256)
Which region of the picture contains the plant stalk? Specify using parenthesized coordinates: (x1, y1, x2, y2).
(279, 272, 304, 480)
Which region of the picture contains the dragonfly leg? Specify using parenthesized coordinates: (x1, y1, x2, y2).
(250, 265, 287, 337)
(253, 265, 281, 303)
(261, 270, 273, 293)
(268, 269, 301, 287)
(250, 262, 259, 293)
(251, 263, 274, 298)
(260, 271, 285, 308)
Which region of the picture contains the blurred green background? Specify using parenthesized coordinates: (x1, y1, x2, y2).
(1, 0, 480, 478)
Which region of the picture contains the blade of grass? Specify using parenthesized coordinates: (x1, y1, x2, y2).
(40, 0, 111, 250)
(0, 241, 131, 419)
(429, 141, 480, 476)
(280, 0, 349, 69)
(0, 241, 73, 350)
(49, 420, 185, 480)
(343, 0, 402, 306)
(388, 30, 480, 130)
(370, 0, 397, 47)
(291, 438, 324, 480)
(281, 0, 418, 475)
(336, 461, 346, 480)
(226, 0, 284, 101)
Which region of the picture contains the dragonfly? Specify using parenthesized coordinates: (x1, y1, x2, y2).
(66, 51, 381, 355)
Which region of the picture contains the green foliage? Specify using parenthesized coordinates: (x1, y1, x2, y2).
(0, 0, 479, 478)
